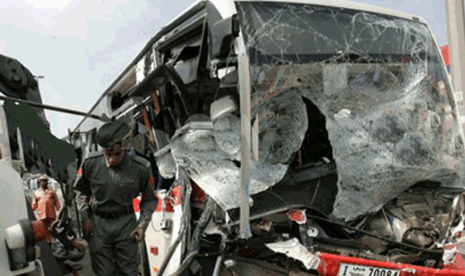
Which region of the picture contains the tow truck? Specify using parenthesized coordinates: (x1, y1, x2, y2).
(0, 53, 86, 276)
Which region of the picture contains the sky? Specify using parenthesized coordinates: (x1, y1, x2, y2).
(0, 0, 448, 138)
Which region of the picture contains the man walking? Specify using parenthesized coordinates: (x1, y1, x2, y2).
(74, 121, 157, 276)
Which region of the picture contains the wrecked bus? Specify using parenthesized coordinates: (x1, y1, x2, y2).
(70, 0, 465, 275)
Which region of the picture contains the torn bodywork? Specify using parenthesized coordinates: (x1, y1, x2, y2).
(155, 1, 465, 274)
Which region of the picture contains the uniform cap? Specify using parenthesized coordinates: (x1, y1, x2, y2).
(39, 175, 48, 181)
(96, 121, 131, 149)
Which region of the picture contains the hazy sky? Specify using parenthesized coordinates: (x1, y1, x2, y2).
(0, 0, 448, 138)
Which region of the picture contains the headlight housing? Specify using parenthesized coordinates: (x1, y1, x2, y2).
(4, 219, 36, 271)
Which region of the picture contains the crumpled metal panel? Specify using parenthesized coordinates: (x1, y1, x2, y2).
(266, 238, 321, 270)
(236, 2, 465, 221)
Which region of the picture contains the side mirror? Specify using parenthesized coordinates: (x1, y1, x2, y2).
(211, 14, 240, 59)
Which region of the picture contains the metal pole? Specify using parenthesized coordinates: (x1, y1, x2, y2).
(235, 38, 252, 239)
(212, 256, 223, 276)
(445, 0, 465, 132)
(0, 94, 109, 122)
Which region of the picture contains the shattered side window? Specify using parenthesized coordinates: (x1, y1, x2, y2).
(236, 2, 465, 221)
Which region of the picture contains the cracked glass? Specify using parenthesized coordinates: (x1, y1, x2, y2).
(236, 2, 465, 221)
(168, 126, 287, 210)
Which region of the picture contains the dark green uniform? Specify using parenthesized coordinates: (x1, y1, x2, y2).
(74, 151, 156, 276)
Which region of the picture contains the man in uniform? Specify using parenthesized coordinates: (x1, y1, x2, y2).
(74, 121, 157, 276)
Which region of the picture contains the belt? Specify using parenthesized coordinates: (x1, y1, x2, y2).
(93, 206, 133, 220)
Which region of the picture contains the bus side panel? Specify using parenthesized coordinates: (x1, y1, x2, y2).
(145, 186, 183, 275)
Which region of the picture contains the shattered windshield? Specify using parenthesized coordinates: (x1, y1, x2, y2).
(236, 2, 465, 221)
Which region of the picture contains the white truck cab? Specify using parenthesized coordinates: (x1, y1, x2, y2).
(0, 105, 44, 275)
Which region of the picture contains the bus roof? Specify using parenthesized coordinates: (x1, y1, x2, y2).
(232, 0, 426, 22)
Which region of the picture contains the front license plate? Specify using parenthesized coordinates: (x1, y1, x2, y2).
(338, 263, 400, 276)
